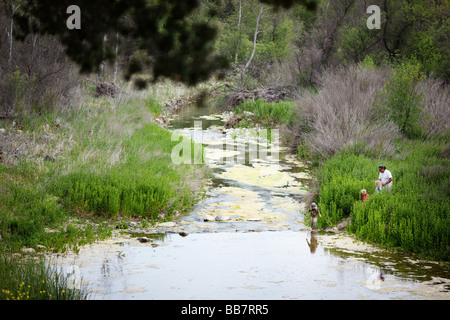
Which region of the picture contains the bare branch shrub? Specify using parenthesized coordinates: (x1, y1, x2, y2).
(0, 32, 79, 117)
(293, 64, 401, 159)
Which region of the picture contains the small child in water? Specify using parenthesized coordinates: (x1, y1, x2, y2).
(307, 202, 322, 230)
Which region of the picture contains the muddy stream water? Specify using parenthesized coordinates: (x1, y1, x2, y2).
(50, 104, 449, 300)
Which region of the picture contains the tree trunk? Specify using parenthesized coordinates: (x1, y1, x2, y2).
(234, 0, 242, 64)
(240, 3, 263, 80)
(7, 0, 23, 68)
(97, 34, 108, 82)
(8, 2, 15, 67)
(113, 33, 119, 84)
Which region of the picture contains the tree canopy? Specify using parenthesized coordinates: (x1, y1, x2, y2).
(15, 0, 318, 87)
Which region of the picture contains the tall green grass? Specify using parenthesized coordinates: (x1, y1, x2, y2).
(0, 162, 98, 300)
(145, 96, 164, 116)
(0, 254, 88, 300)
(315, 141, 449, 260)
(0, 163, 110, 253)
(52, 123, 203, 220)
(233, 99, 295, 127)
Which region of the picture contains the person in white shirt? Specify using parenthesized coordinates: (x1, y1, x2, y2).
(378, 165, 393, 190)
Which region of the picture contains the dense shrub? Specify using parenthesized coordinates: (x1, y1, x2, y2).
(417, 77, 450, 140)
(0, 35, 79, 117)
(294, 65, 400, 160)
(377, 59, 426, 139)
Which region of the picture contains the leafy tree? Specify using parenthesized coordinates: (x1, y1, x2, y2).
(381, 58, 426, 139)
(214, 0, 300, 86)
(339, 23, 376, 63)
(14, 0, 318, 87)
(300, 0, 450, 81)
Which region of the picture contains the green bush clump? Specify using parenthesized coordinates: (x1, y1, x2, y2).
(0, 164, 106, 252)
(233, 99, 295, 127)
(52, 123, 202, 221)
(315, 152, 375, 228)
(54, 171, 179, 220)
(315, 141, 449, 260)
(378, 59, 426, 139)
(145, 96, 164, 116)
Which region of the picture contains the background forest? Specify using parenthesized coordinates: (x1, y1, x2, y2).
(1, 0, 449, 112)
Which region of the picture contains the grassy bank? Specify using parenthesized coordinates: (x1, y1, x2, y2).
(51, 122, 203, 221)
(0, 254, 88, 300)
(0, 81, 208, 299)
(1, 84, 206, 251)
(231, 99, 295, 128)
(314, 141, 449, 261)
(294, 64, 449, 261)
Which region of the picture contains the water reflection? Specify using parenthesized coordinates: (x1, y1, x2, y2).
(321, 234, 449, 287)
(306, 232, 319, 254)
(53, 230, 449, 299)
(101, 258, 111, 277)
(128, 232, 170, 242)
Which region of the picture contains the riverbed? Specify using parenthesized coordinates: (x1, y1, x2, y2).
(50, 103, 450, 300)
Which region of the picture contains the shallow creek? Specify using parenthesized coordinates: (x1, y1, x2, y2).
(50, 104, 450, 300)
